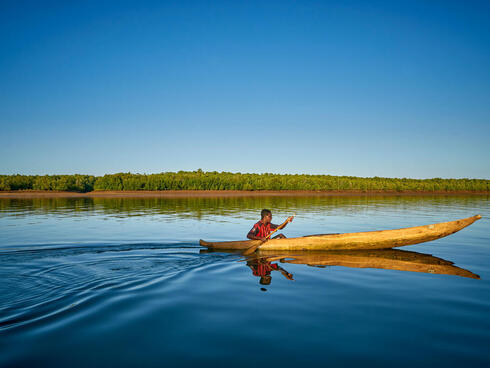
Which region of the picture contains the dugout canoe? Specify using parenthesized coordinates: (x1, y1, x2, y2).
(199, 214, 482, 251)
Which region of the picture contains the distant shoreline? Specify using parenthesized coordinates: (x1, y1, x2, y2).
(2, 173, 488, 193)
(0, 190, 488, 198)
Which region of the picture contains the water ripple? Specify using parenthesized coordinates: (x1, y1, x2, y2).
(0, 243, 226, 333)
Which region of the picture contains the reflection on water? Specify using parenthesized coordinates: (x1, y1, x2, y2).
(1, 195, 488, 220)
(201, 248, 480, 287)
(246, 256, 295, 289)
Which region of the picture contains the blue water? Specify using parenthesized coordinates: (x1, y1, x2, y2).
(1, 195, 489, 367)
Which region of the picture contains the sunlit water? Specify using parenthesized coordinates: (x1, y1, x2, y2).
(1, 195, 489, 367)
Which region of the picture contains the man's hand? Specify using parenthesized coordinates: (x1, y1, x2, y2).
(260, 237, 268, 242)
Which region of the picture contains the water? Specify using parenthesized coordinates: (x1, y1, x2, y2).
(1, 195, 489, 367)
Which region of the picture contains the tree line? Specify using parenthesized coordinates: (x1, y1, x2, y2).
(0, 171, 488, 193)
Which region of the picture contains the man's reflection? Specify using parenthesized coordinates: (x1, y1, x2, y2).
(246, 257, 294, 287)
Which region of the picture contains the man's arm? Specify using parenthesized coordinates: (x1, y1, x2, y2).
(270, 264, 294, 281)
(271, 216, 294, 230)
(247, 225, 267, 241)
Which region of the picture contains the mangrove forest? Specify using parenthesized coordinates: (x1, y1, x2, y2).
(0, 171, 488, 193)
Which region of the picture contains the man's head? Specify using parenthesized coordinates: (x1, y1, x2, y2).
(261, 209, 272, 223)
(259, 275, 272, 285)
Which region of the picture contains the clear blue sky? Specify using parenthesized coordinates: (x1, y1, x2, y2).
(1, 0, 489, 179)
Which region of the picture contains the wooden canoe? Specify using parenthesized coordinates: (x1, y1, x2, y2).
(199, 214, 481, 251)
(253, 249, 480, 279)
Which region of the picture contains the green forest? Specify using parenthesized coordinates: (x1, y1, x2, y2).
(0, 171, 488, 193)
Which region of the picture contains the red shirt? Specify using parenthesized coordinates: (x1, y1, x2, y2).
(251, 262, 279, 277)
(248, 221, 278, 238)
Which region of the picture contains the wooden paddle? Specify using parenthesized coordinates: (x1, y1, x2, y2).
(242, 215, 295, 256)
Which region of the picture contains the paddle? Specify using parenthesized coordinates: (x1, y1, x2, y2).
(242, 215, 295, 256)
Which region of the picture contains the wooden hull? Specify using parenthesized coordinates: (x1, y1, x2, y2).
(199, 215, 481, 251)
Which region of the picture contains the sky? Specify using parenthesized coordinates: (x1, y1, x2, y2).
(1, 0, 489, 179)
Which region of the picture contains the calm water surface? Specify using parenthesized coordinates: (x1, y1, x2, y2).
(1, 195, 489, 367)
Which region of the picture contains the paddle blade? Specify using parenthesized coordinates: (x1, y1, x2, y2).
(243, 242, 262, 256)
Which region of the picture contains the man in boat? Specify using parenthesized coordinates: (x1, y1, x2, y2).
(247, 209, 294, 241)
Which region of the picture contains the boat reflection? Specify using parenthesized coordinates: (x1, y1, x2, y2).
(202, 248, 480, 286)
